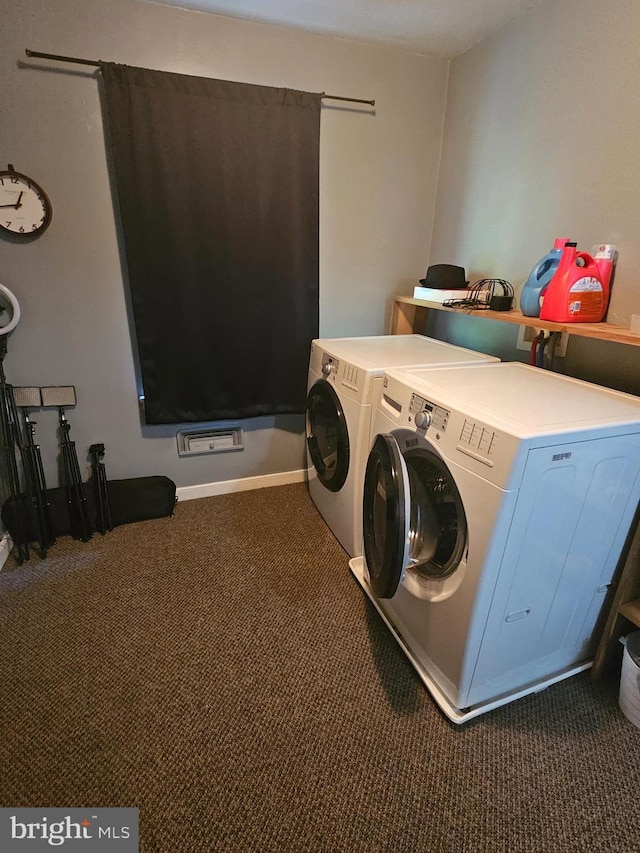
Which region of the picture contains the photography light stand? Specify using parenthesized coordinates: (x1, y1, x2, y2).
(13, 386, 55, 558)
(0, 284, 28, 563)
(0, 342, 30, 563)
(41, 386, 92, 543)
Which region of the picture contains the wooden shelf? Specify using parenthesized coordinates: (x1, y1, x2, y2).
(619, 599, 640, 628)
(391, 296, 640, 347)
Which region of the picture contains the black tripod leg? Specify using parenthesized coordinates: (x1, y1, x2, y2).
(90, 450, 104, 534)
(68, 439, 91, 542)
(33, 446, 55, 550)
(21, 446, 45, 557)
(74, 446, 91, 542)
(98, 463, 112, 532)
(22, 411, 55, 556)
(62, 441, 80, 541)
(89, 444, 111, 535)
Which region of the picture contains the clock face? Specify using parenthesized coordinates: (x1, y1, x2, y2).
(0, 169, 52, 238)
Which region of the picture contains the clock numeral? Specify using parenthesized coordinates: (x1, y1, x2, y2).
(18, 226, 25, 233)
(10, 177, 19, 184)
(5, 221, 11, 227)
(31, 224, 38, 231)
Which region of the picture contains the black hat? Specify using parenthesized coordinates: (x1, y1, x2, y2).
(419, 264, 468, 289)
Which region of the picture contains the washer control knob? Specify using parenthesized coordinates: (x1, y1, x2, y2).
(414, 409, 431, 430)
(322, 361, 332, 377)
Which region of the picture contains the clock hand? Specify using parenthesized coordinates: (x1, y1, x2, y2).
(0, 193, 24, 209)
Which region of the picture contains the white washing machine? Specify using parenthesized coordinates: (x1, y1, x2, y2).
(305, 335, 499, 557)
(350, 362, 640, 723)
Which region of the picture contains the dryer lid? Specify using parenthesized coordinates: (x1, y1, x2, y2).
(313, 334, 497, 371)
(389, 362, 640, 436)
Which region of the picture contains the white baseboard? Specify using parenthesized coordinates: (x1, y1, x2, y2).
(0, 533, 13, 571)
(176, 468, 308, 502)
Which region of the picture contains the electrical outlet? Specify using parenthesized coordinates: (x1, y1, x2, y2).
(516, 326, 568, 358)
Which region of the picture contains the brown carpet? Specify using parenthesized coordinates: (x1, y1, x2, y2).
(1, 482, 639, 852)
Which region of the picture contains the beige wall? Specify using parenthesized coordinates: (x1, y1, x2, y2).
(8, 0, 636, 495)
(1, 0, 448, 488)
(429, 0, 640, 393)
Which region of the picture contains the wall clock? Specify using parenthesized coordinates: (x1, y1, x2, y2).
(0, 164, 52, 239)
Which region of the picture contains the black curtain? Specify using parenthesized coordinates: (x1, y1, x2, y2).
(100, 63, 321, 425)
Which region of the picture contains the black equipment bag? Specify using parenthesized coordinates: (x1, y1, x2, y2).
(2, 475, 176, 544)
(107, 476, 176, 527)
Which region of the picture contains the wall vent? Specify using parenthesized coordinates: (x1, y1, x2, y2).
(177, 425, 243, 457)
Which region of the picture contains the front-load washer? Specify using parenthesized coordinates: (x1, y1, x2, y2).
(305, 335, 499, 557)
(350, 362, 640, 723)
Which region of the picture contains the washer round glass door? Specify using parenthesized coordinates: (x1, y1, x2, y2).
(306, 379, 350, 493)
(363, 432, 467, 599)
(363, 434, 410, 598)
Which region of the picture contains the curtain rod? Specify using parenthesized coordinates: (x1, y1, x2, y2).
(24, 49, 376, 106)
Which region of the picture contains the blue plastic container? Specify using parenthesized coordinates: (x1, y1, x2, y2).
(520, 238, 570, 317)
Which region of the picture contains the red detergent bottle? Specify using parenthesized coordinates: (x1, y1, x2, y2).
(540, 242, 615, 323)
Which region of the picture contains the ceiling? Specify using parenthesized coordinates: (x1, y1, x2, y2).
(148, 0, 539, 58)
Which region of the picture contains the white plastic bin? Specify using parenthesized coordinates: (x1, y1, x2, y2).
(619, 631, 640, 728)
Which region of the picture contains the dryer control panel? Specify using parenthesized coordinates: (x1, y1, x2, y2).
(321, 354, 337, 378)
(310, 345, 372, 403)
(410, 393, 449, 431)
